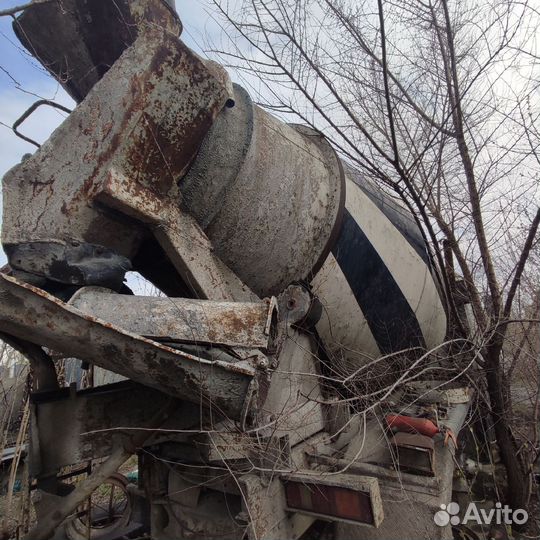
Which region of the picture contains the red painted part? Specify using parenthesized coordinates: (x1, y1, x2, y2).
(285, 481, 374, 524)
(385, 415, 439, 438)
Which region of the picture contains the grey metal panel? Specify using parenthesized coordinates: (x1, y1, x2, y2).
(239, 475, 316, 540)
(30, 381, 200, 475)
(260, 332, 326, 447)
(0, 273, 258, 419)
(2, 26, 231, 274)
(69, 287, 276, 348)
(94, 174, 256, 302)
(336, 386, 472, 540)
(13, 0, 181, 102)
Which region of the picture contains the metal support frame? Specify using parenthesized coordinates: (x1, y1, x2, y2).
(28, 380, 200, 476)
(69, 288, 277, 349)
(0, 273, 259, 420)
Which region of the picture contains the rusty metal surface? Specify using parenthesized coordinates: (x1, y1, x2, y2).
(95, 171, 256, 302)
(0, 273, 258, 419)
(278, 284, 313, 324)
(69, 287, 277, 348)
(2, 26, 230, 279)
(180, 84, 345, 297)
(13, 0, 181, 102)
(278, 283, 322, 328)
(30, 381, 200, 476)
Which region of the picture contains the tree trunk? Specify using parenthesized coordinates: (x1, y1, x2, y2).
(484, 341, 530, 518)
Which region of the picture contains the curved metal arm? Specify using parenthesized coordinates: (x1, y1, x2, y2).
(12, 99, 71, 148)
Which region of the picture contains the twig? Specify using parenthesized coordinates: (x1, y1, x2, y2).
(0, 0, 53, 17)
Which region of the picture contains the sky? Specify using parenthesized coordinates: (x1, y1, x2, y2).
(0, 0, 222, 267)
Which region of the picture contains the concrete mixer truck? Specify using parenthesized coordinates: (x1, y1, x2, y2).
(0, 1, 472, 539)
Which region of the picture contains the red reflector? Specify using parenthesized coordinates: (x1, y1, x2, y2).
(285, 481, 374, 524)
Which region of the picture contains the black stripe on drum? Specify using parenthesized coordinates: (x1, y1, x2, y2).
(331, 209, 426, 354)
(346, 167, 431, 268)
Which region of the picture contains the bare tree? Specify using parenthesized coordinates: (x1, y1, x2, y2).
(209, 0, 540, 516)
(0, 0, 538, 534)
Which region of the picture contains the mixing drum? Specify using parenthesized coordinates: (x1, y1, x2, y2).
(180, 84, 447, 368)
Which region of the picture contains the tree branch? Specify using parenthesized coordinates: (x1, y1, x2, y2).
(503, 208, 540, 320)
(0, 0, 52, 17)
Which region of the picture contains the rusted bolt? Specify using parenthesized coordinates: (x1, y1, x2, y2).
(257, 357, 269, 370)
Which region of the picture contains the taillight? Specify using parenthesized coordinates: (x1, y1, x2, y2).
(391, 432, 436, 476)
(283, 473, 383, 527)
